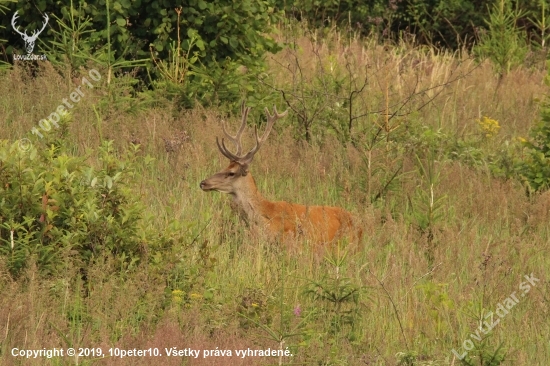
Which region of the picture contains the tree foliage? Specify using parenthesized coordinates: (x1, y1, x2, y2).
(276, 0, 543, 49)
(0, 0, 282, 68)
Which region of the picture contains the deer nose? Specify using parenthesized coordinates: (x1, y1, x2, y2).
(200, 180, 206, 190)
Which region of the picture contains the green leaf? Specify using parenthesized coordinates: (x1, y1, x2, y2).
(196, 39, 205, 51)
(37, 0, 47, 11)
(120, 0, 132, 8)
(203, 289, 214, 300)
(187, 28, 197, 38)
(116, 17, 126, 27)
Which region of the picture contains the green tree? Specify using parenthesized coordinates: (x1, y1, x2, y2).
(0, 0, 282, 76)
(474, 0, 528, 76)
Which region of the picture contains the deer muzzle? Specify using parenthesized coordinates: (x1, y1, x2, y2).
(199, 180, 211, 191)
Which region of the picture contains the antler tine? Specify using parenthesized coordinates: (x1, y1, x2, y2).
(216, 137, 241, 161)
(220, 101, 250, 156)
(255, 105, 288, 145)
(11, 12, 26, 37)
(37, 13, 49, 34)
(240, 105, 288, 162)
(266, 105, 289, 121)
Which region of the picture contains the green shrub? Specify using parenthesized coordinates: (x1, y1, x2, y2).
(0, 140, 144, 278)
(1, 0, 282, 75)
(516, 92, 550, 193)
(276, 0, 495, 49)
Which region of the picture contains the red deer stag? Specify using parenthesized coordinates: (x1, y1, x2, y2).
(200, 103, 361, 244)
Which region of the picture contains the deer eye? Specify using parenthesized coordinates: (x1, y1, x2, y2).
(228, 172, 235, 177)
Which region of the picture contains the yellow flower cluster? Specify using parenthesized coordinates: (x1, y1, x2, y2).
(171, 289, 184, 304)
(477, 116, 501, 138)
(189, 293, 203, 300)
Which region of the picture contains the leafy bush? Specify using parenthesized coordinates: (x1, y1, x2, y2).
(517, 92, 550, 193)
(150, 27, 277, 110)
(276, 0, 495, 48)
(276, 0, 550, 53)
(1, 0, 282, 72)
(0, 140, 145, 278)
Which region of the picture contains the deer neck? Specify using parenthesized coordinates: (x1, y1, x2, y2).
(231, 173, 269, 225)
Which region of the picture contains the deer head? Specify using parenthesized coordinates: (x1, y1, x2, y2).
(12, 11, 49, 54)
(200, 102, 288, 195)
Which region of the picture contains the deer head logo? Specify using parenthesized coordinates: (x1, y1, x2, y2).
(11, 11, 49, 54)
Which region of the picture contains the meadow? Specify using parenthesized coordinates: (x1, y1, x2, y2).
(0, 23, 549, 365)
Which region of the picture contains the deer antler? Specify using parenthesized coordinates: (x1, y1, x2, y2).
(33, 13, 49, 38)
(11, 12, 26, 38)
(241, 105, 288, 161)
(220, 101, 250, 156)
(216, 103, 288, 164)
